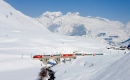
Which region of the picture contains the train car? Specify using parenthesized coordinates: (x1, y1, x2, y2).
(74, 53, 85, 56)
(61, 54, 75, 58)
(50, 54, 61, 58)
(33, 55, 43, 60)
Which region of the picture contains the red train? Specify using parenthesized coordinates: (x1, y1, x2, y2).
(32, 53, 101, 59)
(33, 55, 43, 59)
(33, 54, 75, 59)
(61, 54, 74, 57)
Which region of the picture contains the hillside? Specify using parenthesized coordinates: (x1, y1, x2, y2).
(0, 1, 130, 80)
(89, 53, 130, 80)
(0, 0, 107, 56)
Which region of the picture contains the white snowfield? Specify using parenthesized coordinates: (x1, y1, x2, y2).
(0, 51, 129, 80)
(0, 0, 130, 80)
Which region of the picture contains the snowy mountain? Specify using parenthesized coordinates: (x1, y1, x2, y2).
(1, 1, 130, 80)
(125, 22, 130, 37)
(36, 11, 129, 45)
(0, 0, 53, 54)
(1, 0, 110, 55)
(118, 22, 130, 46)
(119, 38, 130, 47)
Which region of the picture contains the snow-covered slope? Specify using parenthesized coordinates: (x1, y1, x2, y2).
(0, 0, 108, 55)
(36, 11, 129, 45)
(52, 53, 127, 80)
(120, 38, 130, 47)
(118, 22, 130, 46)
(1, 1, 130, 80)
(0, 0, 53, 55)
(125, 22, 130, 37)
(89, 53, 130, 80)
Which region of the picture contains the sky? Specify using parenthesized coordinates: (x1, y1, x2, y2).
(4, 0, 130, 24)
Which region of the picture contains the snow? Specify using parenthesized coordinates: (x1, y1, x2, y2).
(90, 53, 130, 80)
(36, 11, 128, 44)
(125, 22, 130, 37)
(0, 0, 130, 80)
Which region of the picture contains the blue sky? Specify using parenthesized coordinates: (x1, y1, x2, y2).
(4, 0, 130, 24)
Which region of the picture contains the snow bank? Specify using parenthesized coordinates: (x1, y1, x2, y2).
(90, 53, 130, 80)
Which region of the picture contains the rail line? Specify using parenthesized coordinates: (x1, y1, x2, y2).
(33, 53, 103, 65)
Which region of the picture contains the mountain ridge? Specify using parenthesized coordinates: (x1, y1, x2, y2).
(36, 11, 130, 45)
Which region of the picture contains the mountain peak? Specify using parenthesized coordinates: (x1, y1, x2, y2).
(66, 12, 80, 16)
(36, 11, 129, 45)
(41, 11, 62, 19)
